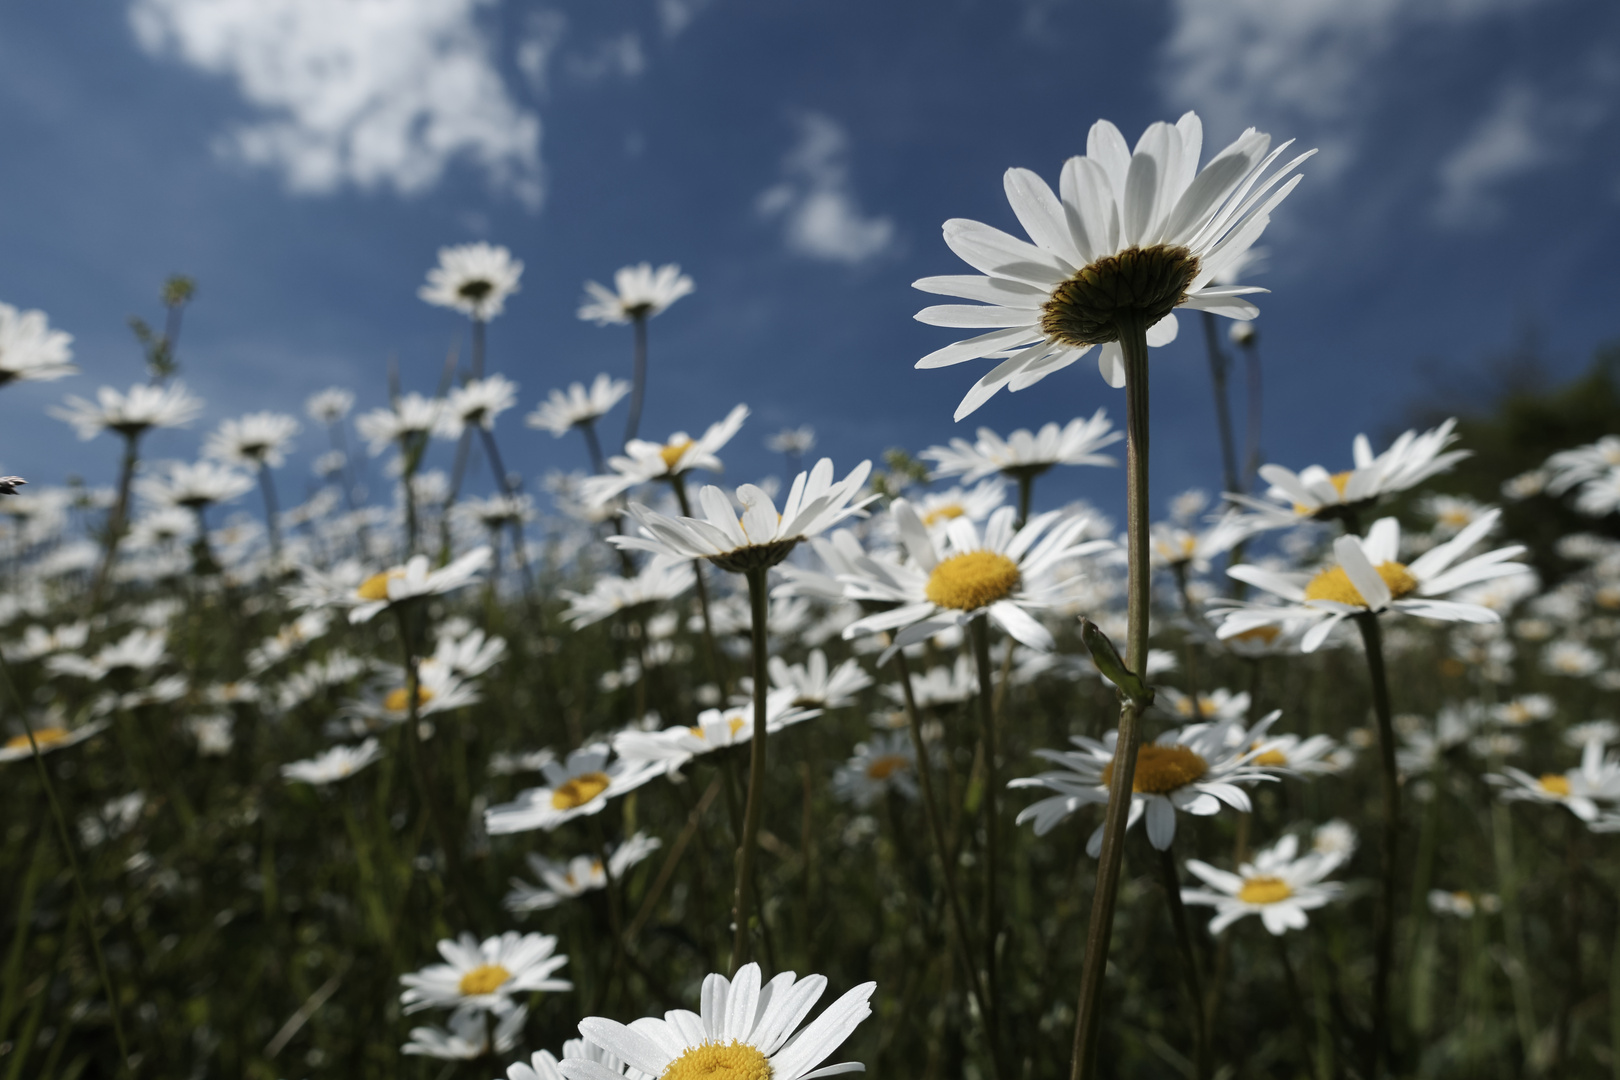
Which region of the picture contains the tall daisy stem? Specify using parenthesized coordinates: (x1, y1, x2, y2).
(580, 419, 607, 475)
(1353, 611, 1398, 1078)
(969, 615, 1005, 1040)
(88, 432, 141, 613)
(892, 650, 1004, 1080)
(1200, 311, 1241, 497)
(1071, 311, 1153, 1080)
(671, 476, 727, 691)
(258, 462, 282, 559)
(729, 566, 771, 972)
(622, 314, 649, 449)
(1156, 842, 1210, 1080)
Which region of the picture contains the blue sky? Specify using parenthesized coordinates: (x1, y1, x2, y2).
(1, 0, 1617, 518)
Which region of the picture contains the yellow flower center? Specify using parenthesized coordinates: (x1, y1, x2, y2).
(4, 727, 69, 751)
(1231, 625, 1281, 646)
(659, 438, 694, 471)
(1253, 747, 1289, 767)
(1303, 561, 1418, 608)
(1293, 471, 1353, 515)
(457, 963, 511, 997)
(1538, 773, 1572, 797)
(663, 1040, 773, 1080)
(865, 754, 911, 780)
(1101, 744, 1209, 794)
(551, 771, 612, 810)
(357, 569, 403, 601)
(925, 551, 1021, 611)
(1237, 876, 1294, 905)
(384, 686, 435, 712)
(922, 504, 966, 526)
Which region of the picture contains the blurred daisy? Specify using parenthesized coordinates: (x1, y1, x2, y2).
(204, 412, 300, 469)
(832, 731, 921, 807)
(1011, 714, 1281, 854)
(0, 302, 75, 385)
(136, 460, 255, 511)
(355, 662, 480, 725)
(1487, 739, 1620, 823)
(613, 691, 822, 776)
(913, 112, 1312, 417)
(1545, 436, 1620, 497)
(577, 262, 694, 325)
(52, 382, 204, 440)
(1157, 687, 1249, 724)
(1311, 819, 1358, 860)
(880, 654, 976, 708)
(0, 718, 108, 763)
(842, 502, 1108, 653)
(1218, 512, 1527, 652)
(1181, 832, 1345, 935)
(1565, 720, 1619, 749)
(505, 832, 662, 913)
(614, 459, 875, 574)
(563, 559, 695, 629)
(766, 425, 817, 456)
(419, 242, 523, 321)
(1491, 694, 1555, 726)
(485, 744, 662, 835)
(1421, 494, 1490, 539)
(921, 411, 1120, 482)
(404, 1004, 528, 1060)
(1149, 513, 1246, 573)
(341, 547, 491, 623)
(280, 739, 382, 785)
(768, 649, 872, 708)
(581, 404, 749, 507)
(1248, 733, 1351, 776)
(1541, 639, 1604, 677)
(503, 1041, 632, 1080)
(562, 962, 874, 1080)
(400, 931, 570, 1015)
(528, 375, 631, 436)
(431, 625, 507, 678)
(445, 375, 519, 433)
(909, 480, 1008, 534)
(355, 393, 451, 456)
(1428, 890, 1499, 918)
(305, 387, 355, 424)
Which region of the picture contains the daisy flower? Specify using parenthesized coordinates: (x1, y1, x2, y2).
(280, 739, 382, 785)
(343, 547, 491, 623)
(1565, 720, 1619, 749)
(1156, 687, 1250, 724)
(907, 480, 1008, 534)
(52, 382, 204, 440)
(1217, 511, 1528, 652)
(528, 375, 632, 436)
(1227, 420, 1469, 532)
(1491, 694, 1555, 726)
(1311, 819, 1358, 860)
(1181, 832, 1346, 935)
(767, 649, 872, 708)
(505, 832, 663, 913)
(355, 393, 452, 457)
(1487, 739, 1620, 823)
(880, 654, 977, 708)
(353, 661, 481, 726)
(561, 961, 874, 1080)
(204, 412, 300, 469)
(564, 560, 696, 629)
(485, 744, 663, 835)
(0, 302, 75, 385)
(841, 502, 1109, 653)
(831, 731, 922, 808)
(766, 425, 817, 456)
(1421, 493, 1490, 539)
(445, 375, 519, 433)
(404, 1005, 528, 1060)
(577, 262, 695, 325)
(1247, 733, 1351, 776)
(613, 459, 875, 574)
(1149, 513, 1246, 573)
(419, 242, 523, 321)
(920, 411, 1120, 482)
(913, 112, 1312, 418)
(1427, 890, 1499, 918)
(1545, 436, 1620, 496)
(1542, 639, 1604, 677)
(305, 387, 354, 424)
(0, 718, 109, 763)
(1010, 714, 1282, 854)
(136, 460, 255, 511)
(581, 405, 750, 508)
(400, 931, 570, 1015)
(613, 691, 822, 777)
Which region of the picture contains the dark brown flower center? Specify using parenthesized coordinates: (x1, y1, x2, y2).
(1040, 244, 1200, 347)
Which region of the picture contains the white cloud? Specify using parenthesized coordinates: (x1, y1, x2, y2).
(567, 33, 645, 84)
(515, 9, 568, 94)
(1435, 84, 1545, 225)
(756, 113, 895, 266)
(657, 0, 717, 38)
(129, 0, 544, 207)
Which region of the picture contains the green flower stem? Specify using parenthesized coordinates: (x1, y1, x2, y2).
(258, 461, 282, 558)
(670, 474, 727, 693)
(729, 566, 772, 972)
(1352, 611, 1398, 1078)
(1199, 310, 1242, 498)
(969, 614, 1005, 1048)
(624, 775, 723, 945)
(475, 425, 534, 588)
(88, 432, 141, 613)
(892, 649, 1004, 1080)
(622, 313, 648, 449)
(470, 316, 486, 379)
(1071, 310, 1153, 1080)
(1156, 842, 1211, 1079)
(579, 418, 608, 475)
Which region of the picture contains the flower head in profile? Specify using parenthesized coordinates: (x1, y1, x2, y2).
(914, 112, 1313, 417)
(560, 962, 874, 1080)
(52, 382, 204, 440)
(578, 262, 694, 325)
(484, 744, 662, 835)
(841, 502, 1109, 654)
(505, 832, 662, 913)
(0, 718, 109, 763)
(581, 404, 750, 507)
(0, 302, 75, 385)
(400, 931, 569, 1015)
(1487, 738, 1620, 823)
(613, 691, 823, 777)
(921, 411, 1121, 482)
(205, 412, 301, 468)
(446, 375, 519, 432)
(136, 460, 255, 511)
(305, 387, 355, 424)
(563, 559, 695, 629)
(1217, 511, 1528, 652)
(528, 375, 631, 436)
(355, 393, 453, 456)
(324, 547, 491, 624)
(419, 242, 523, 320)
(280, 738, 382, 785)
(502, 1040, 629, 1080)
(1182, 831, 1347, 935)
(613, 458, 875, 574)
(404, 1005, 528, 1060)
(832, 731, 923, 808)
(768, 648, 872, 709)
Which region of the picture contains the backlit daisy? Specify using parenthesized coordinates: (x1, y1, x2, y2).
(581, 405, 749, 507)
(502, 1040, 634, 1080)
(563, 560, 695, 629)
(767, 649, 872, 709)
(0, 302, 75, 385)
(561, 962, 874, 1080)
(342, 547, 491, 623)
(484, 744, 662, 835)
(204, 412, 300, 469)
(913, 112, 1312, 417)
(1487, 739, 1620, 823)
(52, 382, 204, 440)
(1181, 832, 1346, 935)
(505, 832, 663, 913)
(907, 480, 1008, 536)
(280, 739, 382, 785)
(445, 375, 519, 433)
(136, 460, 255, 511)
(528, 375, 632, 436)
(920, 411, 1120, 482)
(355, 393, 452, 457)
(305, 387, 355, 424)
(419, 242, 523, 321)
(400, 931, 570, 1015)
(577, 262, 695, 325)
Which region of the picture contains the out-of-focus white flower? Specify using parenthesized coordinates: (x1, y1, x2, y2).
(1428, 889, 1500, 918)
(766, 425, 817, 456)
(1182, 832, 1346, 935)
(400, 931, 570, 1015)
(564, 560, 695, 629)
(485, 745, 662, 835)
(137, 460, 255, 511)
(205, 412, 300, 468)
(355, 394, 453, 456)
(504, 832, 662, 913)
(305, 387, 355, 423)
(577, 262, 694, 325)
(419, 242, 523, 321)
(0, 302, 75, 385)
(921, 411, 1120, 482)
(1488, 739, 1620, 823)
(767, 649, 872, 708)
(281, 739, 383, 784)
(404, 1004, 528, 1060)
(832, 731, 921, 808)
(445, 375, 518, 433)
(527, 375, 631, 436)
(52, 382, 204, 440)
(580, 405, 749, 507)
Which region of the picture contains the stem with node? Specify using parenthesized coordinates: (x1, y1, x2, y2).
(1071, 310, 1153, 1080)
(729, 566, 771, 972)
(969, 614, 1005, 1045)
(1353, 611, 1397, 1078)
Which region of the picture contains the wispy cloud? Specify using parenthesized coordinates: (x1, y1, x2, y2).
(129, 0, 544, 207)
(756, 113, 895, 266)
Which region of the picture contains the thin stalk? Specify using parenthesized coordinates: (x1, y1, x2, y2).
(1491, 796, 1538, 1061)
(1611, 889, 1620, 1080)
(893, 650, 1003, 1079)
(729, 567, 772, 972)
(671, 475, 727, 691)
(1071, 311, 1153, 1080)
(969, 615, 1005, 1043)
(0, 656, 132, 1077)
(1239, 336, 1263, 488)
(1014, 470, 1035, 529)
(1199, 311, 1241, 497)
(623, 314, 649, 449)
(471, 317, 486, 379)
(1156, 843, 1210, 1080)
(258, 461, 282, 558)
(625, 775, 723, 944)
(1353, 612, 1398, 1078)
(88, 432, 140, 612)
(579, 419, 608, 475)
(476, 425, 533, 586)
(1274, 933, 1318, 1074)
